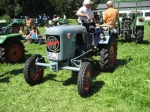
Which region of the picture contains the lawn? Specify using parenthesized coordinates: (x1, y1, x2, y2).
(0, 21, 150, 112)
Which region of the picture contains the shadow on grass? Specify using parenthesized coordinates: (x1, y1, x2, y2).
(62, 71, 78, 86)
(0, 77, 10, 83)
(139, 40, 150, 45)
(118, 38, 150, 45)
(42, 74, 57, 83)
(62, 61, 102, 86)
(116, 57, 133, 69)
(0, 68, 23, 83)
(117, 38, 135, 43)
(85, 81, 105, 98)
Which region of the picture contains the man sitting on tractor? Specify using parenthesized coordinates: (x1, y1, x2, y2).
(76, 0, 98, 31)
(103, 0, 119, 29)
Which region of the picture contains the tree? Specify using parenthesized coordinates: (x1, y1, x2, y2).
(0, 0, 104, 18)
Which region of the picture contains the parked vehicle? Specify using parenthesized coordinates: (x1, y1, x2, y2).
(0, 19, 25, 63)
(116, 0, 145, 43)
(23, 19, 118, 97)
(35, 18, 45, 27)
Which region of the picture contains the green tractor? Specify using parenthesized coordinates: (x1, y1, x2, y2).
(0, 19, 25, 63)
(115, 0, 145, 43)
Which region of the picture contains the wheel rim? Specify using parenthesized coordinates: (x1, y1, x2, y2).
(30, 62, 42, 81)
(109, 43, 116, 66)
(84, 68, 92, 91)
(8, 44, 22, 61)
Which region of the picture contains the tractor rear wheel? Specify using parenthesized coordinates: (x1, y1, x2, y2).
(0, 40, 25, 63)
(77, 61, 93, 97)
(136, 29, 144, 43)
(23, 54, 45, 86)
(99, 36, 117, 72)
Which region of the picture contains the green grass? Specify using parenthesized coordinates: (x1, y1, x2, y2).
(0, 21, 150, 112)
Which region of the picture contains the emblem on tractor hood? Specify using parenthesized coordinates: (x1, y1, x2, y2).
(46, 35, 60, 52)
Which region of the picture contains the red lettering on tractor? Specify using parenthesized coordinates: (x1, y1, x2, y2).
(46, 40, 60, 46)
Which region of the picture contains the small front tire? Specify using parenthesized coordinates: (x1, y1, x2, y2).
(77, 61, 93, 97)
(23, 54, 45, 86)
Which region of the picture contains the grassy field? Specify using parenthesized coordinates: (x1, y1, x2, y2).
(0, 21, 150, 112)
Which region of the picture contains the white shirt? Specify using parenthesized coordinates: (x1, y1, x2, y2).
(77, 6, 94, 24)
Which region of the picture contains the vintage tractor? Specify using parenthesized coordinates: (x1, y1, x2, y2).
(23, 21, 118, 97)
(116, 0, 145, 43)
(0, 19, 25, 63)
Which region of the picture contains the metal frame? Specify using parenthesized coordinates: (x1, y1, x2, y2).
(35, 48, 94, 72)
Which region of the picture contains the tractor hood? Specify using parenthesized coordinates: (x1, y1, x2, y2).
(46, 25, 87, 35)
(45, 25, 87, 61)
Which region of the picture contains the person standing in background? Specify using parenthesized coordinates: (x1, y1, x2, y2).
(103, 0, 119, 28)
(26, 16, 34, 35)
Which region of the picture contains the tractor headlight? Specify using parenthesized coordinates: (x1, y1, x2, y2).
(139, 18, 144, 22)
(67, 33, 71, 39)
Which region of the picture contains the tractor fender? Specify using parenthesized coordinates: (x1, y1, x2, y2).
(0, 34, 24, 44)
(98, 31, 118, 44)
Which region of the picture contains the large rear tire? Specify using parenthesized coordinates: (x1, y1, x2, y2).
(77, 61, 93, 97)
(23, 54, 45, 86)
(100, 37, 117, 71)
(0, 40, 25, 63)
(136, 29, 144, 43)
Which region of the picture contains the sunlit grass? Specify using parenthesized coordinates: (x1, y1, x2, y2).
(0, 21, 150, 112)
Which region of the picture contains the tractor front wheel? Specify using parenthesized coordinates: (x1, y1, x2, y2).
(77, 61, 93, 97)
(23, 54, 45, 86)
(99, 36, 117, 72)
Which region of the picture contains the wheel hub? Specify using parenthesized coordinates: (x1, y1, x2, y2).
(85, 69, 92, 91)
(109, 43, 116, 66)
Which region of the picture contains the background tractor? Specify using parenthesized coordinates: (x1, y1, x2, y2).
(23, 20, 118, 97)
(116, 0, 145, 43)
(0, 19, 25, 63)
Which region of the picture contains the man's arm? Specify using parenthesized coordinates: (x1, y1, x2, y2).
(76, 12, 91, 21)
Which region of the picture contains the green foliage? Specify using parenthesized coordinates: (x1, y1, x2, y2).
(0, 0, 105, 18)
(0, 14, 11, 23)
